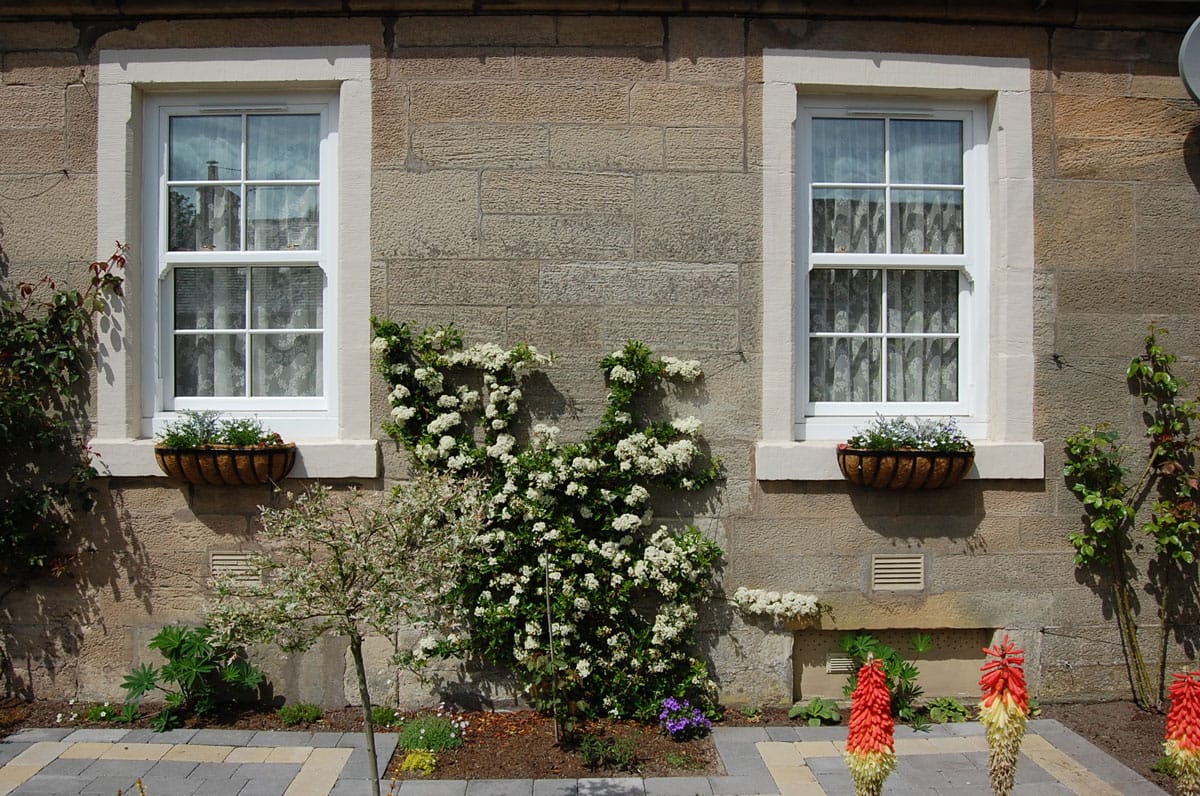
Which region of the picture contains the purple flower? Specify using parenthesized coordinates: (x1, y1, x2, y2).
(658, 697, 712, 741)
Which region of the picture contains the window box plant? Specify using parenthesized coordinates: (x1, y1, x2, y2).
(153, 410, 296, 486)
(836, 416, 975, 489)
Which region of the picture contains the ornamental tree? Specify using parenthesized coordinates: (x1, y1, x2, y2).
(207, 474, 485, 796)
(844, 656, 895, 796)
(370, 321, 722, 724)
(979, 636, 1030, 796)
(1165, 670, 1200, 796)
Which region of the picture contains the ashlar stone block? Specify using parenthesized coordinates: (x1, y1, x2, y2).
(630, 82, 742, 126)
(411, 81, 628, 124)
(373, 170, 479, 258)
(481, 170, 633, 215)
(548, 125, 663, 171)
(635, 172, 760, 262)
(410, 123, 548, 168)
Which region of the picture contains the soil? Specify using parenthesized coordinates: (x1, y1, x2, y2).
(0, 698, 1176, 791)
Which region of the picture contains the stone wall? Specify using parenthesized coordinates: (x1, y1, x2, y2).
(1, 6, 1199, 707)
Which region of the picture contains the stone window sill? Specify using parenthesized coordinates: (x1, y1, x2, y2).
(90, 438, 380, 480)
(755, 440, 1044, 481)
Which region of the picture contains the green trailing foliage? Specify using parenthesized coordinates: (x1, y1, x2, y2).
(788, 696, 841, 727)
(1063, 325, 1200, 710)
(0, 245, 125, 584)
(156, 410, 284, 448)
(121, 625, 264, 732)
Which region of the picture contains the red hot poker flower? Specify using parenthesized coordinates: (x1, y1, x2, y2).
(979, 635, 1030, 796)
(844, 657, 895, 796)
(1166, 670, 1200, 795)
(980, 635, 1029, 713)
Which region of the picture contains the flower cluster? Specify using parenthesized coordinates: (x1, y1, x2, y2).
(979, 636, 1029, 796)
(846, 415, 973, 453)
(659, 697, 712, 740)
(844, 658, 896, 796)
(371, 322, 723, 719)
(732, 587, 823, 623)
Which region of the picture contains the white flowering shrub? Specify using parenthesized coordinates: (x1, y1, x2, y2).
(371, 320, 723, 720)
(732, 587, 824, 624)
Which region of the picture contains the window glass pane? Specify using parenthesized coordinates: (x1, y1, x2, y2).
(890, 119, 962, 185)
(175, 334, 246, 397)
(174, 267, 246, 330)
(812, 118, 884, 183)
(246, 186, 319, 251)
(886, 270, 959, 333)
(809, 337, 880, 402)
(809, 268, 880, 333)
(251, 333, 323, 396)
(169, 115, 241, 181)
(251, 267, 324, 329)
(890, 189, 963, 254)
(248, 114, 320, 180)
(168, 186, 241, 252)
(812, 188, 885, 253)
(886, 338, 958, 402)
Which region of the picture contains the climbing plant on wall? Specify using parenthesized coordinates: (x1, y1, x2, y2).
(370, 320, 722, 725)
(1064, 325, 1200, 710)
(0, 244, 125, 592)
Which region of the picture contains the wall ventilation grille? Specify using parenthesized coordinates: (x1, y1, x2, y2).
(210, 552, 259, 585)
(825, 653, 857, 675)
(871, 554, 925, 591)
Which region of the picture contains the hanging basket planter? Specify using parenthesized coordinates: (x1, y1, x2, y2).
(836, 446, 975, 489)
(154, 444, 297, 486)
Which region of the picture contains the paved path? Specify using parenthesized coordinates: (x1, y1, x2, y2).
(0, 720, 1165, 795)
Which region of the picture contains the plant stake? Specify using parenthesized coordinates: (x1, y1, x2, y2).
(979, 636, 1029, 796)
(844, 655, 895, 796)
(1165, 670, 1200, 795)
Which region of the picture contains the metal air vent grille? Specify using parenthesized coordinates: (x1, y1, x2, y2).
(210, 552, 259, 585)
(871, 554, 925, 591)
(825, 653, 857, 675)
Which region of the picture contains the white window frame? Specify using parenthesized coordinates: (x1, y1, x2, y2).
(757, 51, 1043, 480)
(798, 100, 987, 435)
(147, 94, 338, 416)
(93, 47, 376, 478)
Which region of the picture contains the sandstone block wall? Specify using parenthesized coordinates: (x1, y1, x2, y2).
(1, 5, 1198, 707)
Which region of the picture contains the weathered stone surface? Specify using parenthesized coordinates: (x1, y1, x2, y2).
(95, 16, 382, 49)
(630, 82, 742, 126)
(703, 616, 792, 707)
(481, 170, 633, 215)
(481, 213, 633, 259)
(373, 170, 479, 258)
(556, 15, 663, 47)
(1055, 94, 1199, 142)
(513, 46, 664, 81)
(667, 17, 745, 83)
(665, 126, 743, 171)
(0, 128, 63, 171)
(507, 305, 605, 350)
(387, 260, 539, 306)
(1034, 180, 1134, 269)
(64, 82, 95, 172)
(635, 172, 759, 261)
(1057, 136, 1198, 183)
(1135, 224, 1200, 271)
(0, 21, 78, 49)
(0, 84, 64, 128)
(539, 261, 737, 306)
(548, 124, 663, 170)
(1051, 59, 1132, 96)
(598, 305, 739, 352)
(1130, 63, 1189, 99)
(390, 46, 515, 79)
(393, 14, 555, 47)
(0, 171, 94, 263)
(2, 50, 81, 86)
(411, 80, 628, 123)
(372, 79, 409, 168)
(411, 123, 548, 167)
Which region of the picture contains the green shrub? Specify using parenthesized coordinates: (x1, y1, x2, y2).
(398, 715, 465, 752)
(399, 750, 438, 776)
(156, 410, 283, 448)
(278, 703, 322, 726)
(927, 697, 970, 724)
(578, 733, 638, 772)
(788, 697, 841, 727)
(371, 706, 404, 728)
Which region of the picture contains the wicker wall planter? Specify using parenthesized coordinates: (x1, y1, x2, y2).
(836, 446, 975, 489)
(154, 444, 297, 486)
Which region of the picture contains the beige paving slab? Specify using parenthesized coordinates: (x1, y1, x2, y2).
(7, 741, 71, 767)
(58, 741, 115, 759)
(777, 784, 827, 796)
(225, 746, 272, 763)
(893, 738, 936, 755)
(283, 747, 353, 796)
(101, 742, 172, 761)
(794, 740, 840, 758)
(1020, 734, 1124, 796)
(162, 744, 234, 762)
(927, 735, 988, 753)
(756, 741, 802, 766)
(0, 765, 44, 796)
(265, 745, 313, 764)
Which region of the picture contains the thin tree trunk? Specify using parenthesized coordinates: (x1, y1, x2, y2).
(349, 632, 381, 796)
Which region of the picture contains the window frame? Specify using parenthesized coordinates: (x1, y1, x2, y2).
(757, 50, 1043, 480)
(146, 93, 338, 417)
(94, 47, 376, 478)
(796, 99, 989, 435)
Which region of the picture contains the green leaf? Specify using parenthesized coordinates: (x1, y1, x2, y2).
(121, 664, 159, 701)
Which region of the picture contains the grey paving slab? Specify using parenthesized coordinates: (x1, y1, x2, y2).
(395, 780, 468, 796)
(190, 729, 257, 745)
(146, 758, 201, 778)
(10, 775, 87, 794)
(710, 728, 769, 744)
(0, 741, 32, 765)
(188, 761, 244, 780)
(466, 779, 535, 796)
(38, 756, 94, 775)
(576, 777, 644, 796)
(122, 727, 199, 743)
(79, 775, 142, 794)
(644, 776, 712, 796)
(764, 726, 799, 741)
(62, 728, 131, 743)
(138, 775, 204, 795)
(1009, 784, 1075, 796)
(194, 776, 249, 795)
(943, 722, 986, 737)
(233, 761, 302, 780)
(707, 774, 774, 795)
(310, 731, 347, 747)
(345, 745, 394, 778)
(793, 725, 850, 741)
(333, 782, 392, 796)
(82, 758, 157, 778)
(248, 730, 313, 747)
(532, 779, 579, 796)
(238, 778, 293, 796)
(6, 727, 74, 742)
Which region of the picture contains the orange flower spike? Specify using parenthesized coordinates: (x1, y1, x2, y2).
(844, 658, 896, 796)
(979, 635, 1030, 796)
(1165, 671, 1200, 796)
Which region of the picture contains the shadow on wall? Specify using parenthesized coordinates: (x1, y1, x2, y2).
(1184, 126, 1200, 190)
(1, 482, 153, 702)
